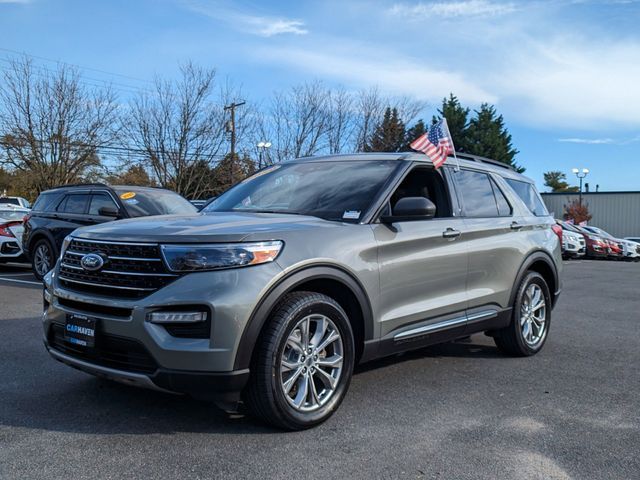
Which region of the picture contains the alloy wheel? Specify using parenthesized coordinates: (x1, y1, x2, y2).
(520, 284, 547, 347)
(34, 243, 52, 277)
(279, 314, 344, 412)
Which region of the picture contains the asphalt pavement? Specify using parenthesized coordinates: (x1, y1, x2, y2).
(0, 260, 639, 479)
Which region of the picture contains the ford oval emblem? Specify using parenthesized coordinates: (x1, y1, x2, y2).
(80, 253, 105, 272)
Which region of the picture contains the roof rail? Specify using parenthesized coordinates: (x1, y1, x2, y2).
(50, 182, 110, 190)
(453, 153, 515, 171)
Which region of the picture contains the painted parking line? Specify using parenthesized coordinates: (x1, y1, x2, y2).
(0, 272, 35, 276)
(0, 277, 42, 286)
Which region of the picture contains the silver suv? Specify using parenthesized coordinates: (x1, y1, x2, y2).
(42, 153, 562, 430)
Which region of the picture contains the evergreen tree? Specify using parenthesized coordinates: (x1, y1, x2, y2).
(211, 153, 256, 196)
(365, 107, 406, 152)
(543, 171, 579, 192)
(432, 94, 469, 152)
(465, 103, 522, 172)
(402, 119, 426, 151)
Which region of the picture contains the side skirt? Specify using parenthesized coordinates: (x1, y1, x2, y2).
(360, 306, 512, 363)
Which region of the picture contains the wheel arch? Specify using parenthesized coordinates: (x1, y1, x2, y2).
(509, 251, 559, 309)
(233, 265, 374, 371)
(27, 229, 58, 259)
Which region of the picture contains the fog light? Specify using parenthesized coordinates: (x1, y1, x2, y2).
(147, 311, 207, 324)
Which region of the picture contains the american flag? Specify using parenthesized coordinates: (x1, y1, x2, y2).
(410, 119, 453, 168)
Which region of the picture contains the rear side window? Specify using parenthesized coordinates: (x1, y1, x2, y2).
(32, 192, 63, 212)
(456, 170, 511, 217)
(89, 193, 118, 215)
(505, 179, 549, 216)
(58, 194, 90, 214)
(492, 181, 512, 216)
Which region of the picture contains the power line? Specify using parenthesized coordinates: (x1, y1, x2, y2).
(0, 139, 227, 161)
(0, 57, 156, 98)
(0, 47, 154, 85)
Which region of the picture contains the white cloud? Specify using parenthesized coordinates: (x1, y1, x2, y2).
(558, 138, 615, 144)
(494, 36, 640, 129)
(243, 17, 307, 37)
(256, 44, 495, 105)
(389, 0, 518, 18)
(183, 1, 308, 37)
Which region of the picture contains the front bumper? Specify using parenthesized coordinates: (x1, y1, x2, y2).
(42, 261, 283, 399)
(46, 347, 249, 401)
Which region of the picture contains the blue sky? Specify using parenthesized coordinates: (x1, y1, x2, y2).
(1, 0, 640, 191)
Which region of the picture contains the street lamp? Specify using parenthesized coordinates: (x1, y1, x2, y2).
(257, 141, 272, 168)
(572, 168, 589, 206)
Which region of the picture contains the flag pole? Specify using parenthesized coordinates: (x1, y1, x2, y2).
(442, 117, 460, 172)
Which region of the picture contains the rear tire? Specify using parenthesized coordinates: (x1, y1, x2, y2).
(31, 238, 55, 281)
(245, 291, 355, 430)
(494, 272, 551, 357)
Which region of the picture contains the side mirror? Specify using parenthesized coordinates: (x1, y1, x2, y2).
(381, 197, 437, 223)
(98, 206, 120, 217)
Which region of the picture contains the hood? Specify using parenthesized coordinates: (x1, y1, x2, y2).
(563, 231, 581, 240)
(73, 211, 340, 243)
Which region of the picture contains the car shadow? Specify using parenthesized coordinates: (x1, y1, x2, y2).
(1, 323, 502, 437)
(354, 335, 504, 374)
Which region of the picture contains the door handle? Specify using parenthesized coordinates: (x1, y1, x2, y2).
(442, 227, 461, 239)
(510, 222, 523, 230)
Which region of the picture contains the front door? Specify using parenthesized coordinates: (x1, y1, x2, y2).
(372, 165, 469, 339)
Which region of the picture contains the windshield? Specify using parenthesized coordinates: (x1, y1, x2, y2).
(585, 226, 613, 239)
(0, 209, 28, 221)
(204, 160, 398, 222)
(0, 198, 20, 206)
(113, 187, 197, 218)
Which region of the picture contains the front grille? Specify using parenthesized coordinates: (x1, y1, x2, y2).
(57, 297, 132, 318)
(58, 239, 179, 299)
(48, 323, 158, 374)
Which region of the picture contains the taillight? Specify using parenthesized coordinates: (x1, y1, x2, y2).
(0, 223, 16, 238)
(551, 224, 563, 243)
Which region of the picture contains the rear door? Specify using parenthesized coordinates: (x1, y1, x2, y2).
(372, 165, 469, 341)
(451, 168, 524, 321)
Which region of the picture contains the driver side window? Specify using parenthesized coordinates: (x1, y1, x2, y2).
(385, 167, 452, 218)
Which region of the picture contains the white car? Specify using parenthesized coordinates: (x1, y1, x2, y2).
(583, 226, 640, 261)
(562, 229, 586, 259)
(0, 196, 31, 208)
(0, 205, 29, 263)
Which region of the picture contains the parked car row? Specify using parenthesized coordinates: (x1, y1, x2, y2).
(556, 220, 640, 261)
(0, 203, 30, 263)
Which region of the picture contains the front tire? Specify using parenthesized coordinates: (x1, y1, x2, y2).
(494, 272, 551, 356)
(31, 238, 55, 281)
(245, 291, 355, 430)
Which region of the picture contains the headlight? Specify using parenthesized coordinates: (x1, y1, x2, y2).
(60, 235, 73, 260)
(160, 241, 283, 272)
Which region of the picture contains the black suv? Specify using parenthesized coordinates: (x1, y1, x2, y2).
(23, 184, 196, 279)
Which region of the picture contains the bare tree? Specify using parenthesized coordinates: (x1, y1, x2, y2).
(327, 87, 354, 154)
(267, 81, 331, 162)
(0, 56, 119, 193)
(125, 62, 230, 198)
(352, 87, 385, 152)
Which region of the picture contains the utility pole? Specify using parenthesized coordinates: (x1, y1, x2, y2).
(224, 101, 245, 184)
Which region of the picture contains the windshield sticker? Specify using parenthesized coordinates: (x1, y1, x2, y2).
(342, 210, 361, 220)
(124, 198, 139, 205)
(120, 191, 136, 200)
